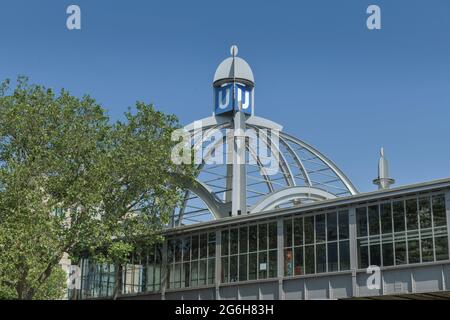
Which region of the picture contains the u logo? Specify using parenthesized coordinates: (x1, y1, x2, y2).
(218, 87, 230, 109)
(237, 87, 250, 110)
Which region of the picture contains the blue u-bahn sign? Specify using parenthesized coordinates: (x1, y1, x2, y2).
(214, 83, 253, 115)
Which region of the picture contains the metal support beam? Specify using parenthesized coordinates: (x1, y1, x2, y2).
(348, 207, 358, 297)
(232, 110, 247, 216)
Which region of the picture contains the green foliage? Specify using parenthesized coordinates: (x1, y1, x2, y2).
(0, 77, 196, 299)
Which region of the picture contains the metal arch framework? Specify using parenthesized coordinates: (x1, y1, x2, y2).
(173, 115, 358, 225)
(249, 186, 337, 213)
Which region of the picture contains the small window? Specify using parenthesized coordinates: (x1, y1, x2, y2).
(294, 247, 304, 275)
(380, 203, 392, 234)
(395, 241, 407, 265)
(249, 225, 257, 252)
(221, 230, 229, 256)
(406, 199, 418, 231)
(305, 245, 315, 274)
(239, 227, 248, 254)
(421, 237, 433, 262)
(368, 205, 380, 236)
(249, 253, 257, 280)
(435, 236, 449, 261)
(408, 239, 420, 264)
(230, 229, 239, 255)
(294, 217, 304, 246)
(304, 216, 314, 244)
(382, 242, 394, 266)
(269, 223, 277, 250)
(339, 240, 350, 270)
(327, 242, 338, 272)
(432, 195, 447, 227)
(284, 219, 292, 248)
(419, 197, 432, 229)
(315, 214, 326, 243)
(370, 243, 381, 267)
(238, 254, 248, 281)
(338, 211, 349, 240)
(358, 239, 369, 268)
(356, 207, 368, 237)
(393, 201, 405, 233)
(258, 224, 267, 251)
(327, 212, 337, 242)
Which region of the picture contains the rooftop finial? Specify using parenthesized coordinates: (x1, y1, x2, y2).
(373, 147, 395, 190)
(230, 45, 238, 57)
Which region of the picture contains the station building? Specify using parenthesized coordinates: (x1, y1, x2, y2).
(77, 47, 450, 300)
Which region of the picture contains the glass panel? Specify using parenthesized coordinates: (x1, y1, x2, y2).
(393, 201, 405, 232)
(239, 227, 248, 254)
(315, 214, 326, 243)
(304, 216, 314, 244)
(395, 241, 407, 265)
(208, 232, 216, 257)
(380, 203, 392, 234)
(408, 240, 420, 263)
(199, 259, 207, 285)
(368, 205, 380, 236)
(174, 264, 181, 288)
(358, 239, 369, 268)
(406, 199, 418, 230)
(433, 195, 447, 227)
(370, 244, 381, 267)
(221, 230, 229, 256)
(249, 225, 257, 252)
(200, 234, 208, 259)
(419, 197, 432, 229)
(207, 259, 215, 285)
(182, 237, 191, 262)
(191, 260, 198, 286)
(269, 222, 277, 249)
(284, 219, 292, 247)
(339, 241, 350, 271)
(294, 246, 303, 275)
(183, 262, 190, 288)
(356, 207, 367, 237)
(338, 211, 349, 240)
(294, 217, 304, 245)
(230, 229, 239, 255)
(258, 224, 267, 251)
(221, 257, 229, 283)
(327, 242, 338, 272)
(249, 253, 257, 280)
(230, 255, 238, 282)
(382, 242, 394, 266)
(435, 236, 449, 261)
(316, 244, 326, 273)
(239, 254, 247, 281)
(421, 237, 433, 262)
(305, 245, 315, 274)
(269, 250, 277, 278)
(175, 239, 182, 262)
(258, 251, 267, 279)
(284, 249, 293, 276)
(167, 239, 175, 263)
(327, 212, 338, 241)
(192, 235, 199, 260)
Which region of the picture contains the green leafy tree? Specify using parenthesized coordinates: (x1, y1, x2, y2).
(0, 78, 195, 299)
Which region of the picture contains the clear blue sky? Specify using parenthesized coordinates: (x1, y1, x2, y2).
(1, 0, 450, 193)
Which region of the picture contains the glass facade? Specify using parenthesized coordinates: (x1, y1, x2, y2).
(357, 194, 449, 269)
(167, 231, 216, 289)
(77, 191, 449, 299)
(221, 221, 278, 283)
(283, 210, 350, 276)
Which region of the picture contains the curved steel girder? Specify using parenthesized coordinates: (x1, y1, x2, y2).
(197, 130, 275, 193)
(247, 124, 295, 187)
(249, 186, 337, 213)
(280, 132, 358, 195)
(279, 135, 312, 187)
(187, 180, 230, 219)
